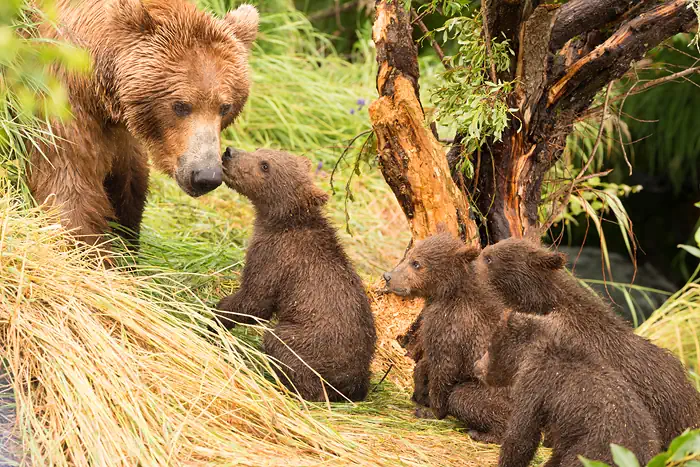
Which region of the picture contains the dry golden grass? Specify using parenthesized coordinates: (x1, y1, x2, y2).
(369, 286, 424, 391)
(0, 194, 518, 466)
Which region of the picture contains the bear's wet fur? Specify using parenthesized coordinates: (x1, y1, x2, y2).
(214, 148, 377, 402)
(383, 231, 510, 442)
(30, 0, 258, 250)
(475, 310, 661, 467)
(477, 237, 700, 447)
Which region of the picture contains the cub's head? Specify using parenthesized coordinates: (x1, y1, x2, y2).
(476, 237, 567, 314)
(221, 148, 329, 216)
(113, 0, 259, 197)
(382, 230, 479, 298)
(473, 310, 541, 387)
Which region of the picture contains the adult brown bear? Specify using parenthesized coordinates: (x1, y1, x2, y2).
(29, 0, 258, 249)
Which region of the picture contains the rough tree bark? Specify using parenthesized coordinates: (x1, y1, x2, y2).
(370, 0, 697, 245)
(368, 0, 480, 247)
(462, 0, 697, 242)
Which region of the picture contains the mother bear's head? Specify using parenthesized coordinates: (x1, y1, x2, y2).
(109, 0, 258, 196)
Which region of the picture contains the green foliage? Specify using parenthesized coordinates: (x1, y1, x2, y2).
(197, 0, 374, 166)
(619, 34, 700, 194)
(678, 202, 700, 260)
(580, 430, 700, 467)
(422, 4, 515, 175)
(0, 0, 89, 198)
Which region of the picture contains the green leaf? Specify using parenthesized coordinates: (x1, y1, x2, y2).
(578, 456, 611, 467)
(610, 444, 640, 467)
(668, 430, 700, 462)
(678, 245, 700, 259)
(646, 452, 671, 467)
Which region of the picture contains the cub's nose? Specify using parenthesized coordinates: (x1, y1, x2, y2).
(222, 147, 243, 161)
(383, 272, 392, 283)
(191, 166, 222, 194)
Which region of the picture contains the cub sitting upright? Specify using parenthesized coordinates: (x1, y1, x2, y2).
(474, 310, 661, 467)
(383, 232, 511, 443)
(214, 148, 377, 402)
(477, 237, 700, 447)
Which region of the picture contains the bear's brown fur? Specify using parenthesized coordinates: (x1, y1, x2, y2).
(383, 232, 511, 442)
(396, 312, 430, 406)
(214, 148, 377, 402)
(477, 237, 700, 447)
(475, 310, 661, 467)
(30, 0, 259, 249)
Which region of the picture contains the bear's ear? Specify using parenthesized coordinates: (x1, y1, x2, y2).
(116, 0, 158, 35)
(308, 185, 330, 207)
(455, 245, 480, 262)
(300, 156, 313, 172)
(224, 4, 259, 50)
(532, 250, 567, 270)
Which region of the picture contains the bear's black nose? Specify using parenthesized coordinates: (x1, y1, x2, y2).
(222, 147, 233, 161)
(383, 272, 392, 283)
(222, 147, 243, 162)
(191, 166, 222, 194)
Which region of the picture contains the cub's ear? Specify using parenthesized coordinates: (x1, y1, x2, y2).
(116, 0, 158, 35)
(224, 4, 259, 50)
(532, 250, 567, 270)
(300, 156, 313, 172)
(456, 245, 480, 262)
(308, 185, 330, 207)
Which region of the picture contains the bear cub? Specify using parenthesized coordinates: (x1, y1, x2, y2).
(476, 237, 700, 447)
(383, 231, 511, 442)
(475, 310, 661, 467)
(214, 148, 377, 402)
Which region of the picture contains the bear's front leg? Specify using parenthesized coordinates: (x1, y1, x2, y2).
(428, 358, 460, 420)
(29, 152, 115, 251)
(411, 357, 430, 408)
(104, 150, 149, 253)
(214, 287, 276, 329)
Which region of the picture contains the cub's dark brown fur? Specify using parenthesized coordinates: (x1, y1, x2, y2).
(397, 313, 430, 406)
(475, 310, 661, 467)
(477, 237, 700, 447)
(214, 148, 377, 402)
(383, 232, 510, 442)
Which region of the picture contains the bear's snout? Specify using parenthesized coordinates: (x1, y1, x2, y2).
(383, 272, 392, 283)
(191, 166, 222, 194)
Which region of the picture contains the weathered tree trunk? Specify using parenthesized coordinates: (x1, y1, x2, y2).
(368, 0, 696, 376)
(372, 0, 697, 245)
(368, 0, 480, 247)
(464, 0, 697, 242)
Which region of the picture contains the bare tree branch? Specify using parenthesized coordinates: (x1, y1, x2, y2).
(548, 0, 697, 113)
(580, 65, 700, 121)
(550, 0, 645, 51)
(410, 8, 451, 68)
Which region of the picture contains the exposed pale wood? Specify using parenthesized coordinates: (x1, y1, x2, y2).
(369, 0, 480, 246)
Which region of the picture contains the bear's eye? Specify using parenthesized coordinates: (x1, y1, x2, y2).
(219, 104, 232, 116)
(411, 260, 421, 270)
(260, 161, 270, 173)
(484, 255, 493, 265)
(173, 101, 192, 118)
